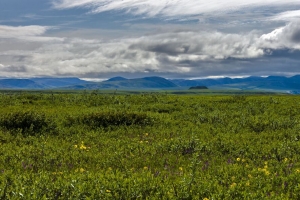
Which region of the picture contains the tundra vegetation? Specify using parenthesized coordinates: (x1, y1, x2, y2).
(0, 92, 300, 199)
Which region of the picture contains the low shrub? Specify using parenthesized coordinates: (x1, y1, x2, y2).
(0, 110, 57, 136)
(65, 112, 154, 128)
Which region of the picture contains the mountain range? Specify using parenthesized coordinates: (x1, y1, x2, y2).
(1, 76, 300, 93)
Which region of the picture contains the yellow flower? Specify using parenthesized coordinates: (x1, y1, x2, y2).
(80, 168, 85, 173)
(265, 171, 270, 176)
(248, 174, 252, 178)
(284, 158, 288, 162)
(230, 183, 237, 188)
(143, 166, 148, 170)
(236, 158, 241, 162)
(203, 198, 209, 200)
(145, 133, 149, 136)
(80, 144, 87, 150)
(296, 169, 300, 173)
(246, 181, 250, 186)
(264, 161, 268, 165)
(258, 168, 262, 171)
(179, 167, 183, 171)
(106, 190, 111, 193)
(108, 167, 112, 171)
(264, 165, 268, 169)
(74, 145, 78, 148)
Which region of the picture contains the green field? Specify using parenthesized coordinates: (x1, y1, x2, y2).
(0, 92, 300, 199)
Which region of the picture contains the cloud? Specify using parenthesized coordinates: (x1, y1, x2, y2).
(52, 0, 300, 19)
(271, 10, 300, 21)
(0, 64, 27, 73)
(0, 25, 62, 42)
(129, 31, 264, 60)
(0, 25, 48, 38)
(260, 21, 300, 49)
(1, 22, 300, 78)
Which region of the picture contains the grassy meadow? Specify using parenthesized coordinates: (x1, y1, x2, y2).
(0, 91, 300, 199)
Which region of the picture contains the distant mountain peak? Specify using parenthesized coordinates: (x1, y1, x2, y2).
(105, 77, 127, 82)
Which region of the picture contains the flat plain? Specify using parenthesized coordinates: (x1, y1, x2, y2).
(0, 91, 299, 199)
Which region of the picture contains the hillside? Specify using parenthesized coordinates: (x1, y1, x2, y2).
(30, 77, 89, 88)
(171, 76, 300, 91)
(0, 79, 44, 89)
(66, 76, 178, 89)
(1, 75, 300, 92)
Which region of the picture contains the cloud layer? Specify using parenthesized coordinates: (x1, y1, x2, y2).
(0, 25, 47, 38)
(52, 0, 300, 19)
(1, 21, 300, 78)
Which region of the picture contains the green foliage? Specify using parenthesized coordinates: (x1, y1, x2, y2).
(65, 112, 154, 128)
(0, 110, 57, 136)
(0, 92, 300, 199)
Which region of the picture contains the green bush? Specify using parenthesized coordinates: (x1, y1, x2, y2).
(65, 112, 154, 128)
(0, 110, 57, 135)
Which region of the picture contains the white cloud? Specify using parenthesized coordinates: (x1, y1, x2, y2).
(1, 22, 300, 78)
(52, 0, 300, 19)
(0, 25, 62, 42)
(260, 21, 300, 49)
(0, 25, 48, 37)
(271, 10, 300, 21)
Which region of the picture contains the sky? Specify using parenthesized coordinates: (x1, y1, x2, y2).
(1, 0, 300, 79)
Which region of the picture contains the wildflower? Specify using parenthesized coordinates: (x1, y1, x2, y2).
(145, 133, 149, 136)
(203, 198, 209, 200)
(80, 142, 87, 150)
(140, 141, 143, 144)
(284, 158, 288, 163)
(246, 181, 250, 186)
(258, 168, 262, 171)
(106, 190, 111, 193)
(264, 165, 268, 169)
(80, 168, 85, 173)
(265, 171, 270, 176)
(74, 145, 78, 148)
(108, 167, 112, 171)
(264, 161, 268, 165)
(230, 182, 237, 188)
(236, 158, 241, 162)
(143, 166, 148, 170)
(179, 167, 183, 171)
(296, 169, 300, 173)
(248, 174, 252, 178)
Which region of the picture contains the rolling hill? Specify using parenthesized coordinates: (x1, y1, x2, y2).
(65, 76, 178, 89)
(171, 76, 300, 92)
(1, 75, 300, 92)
